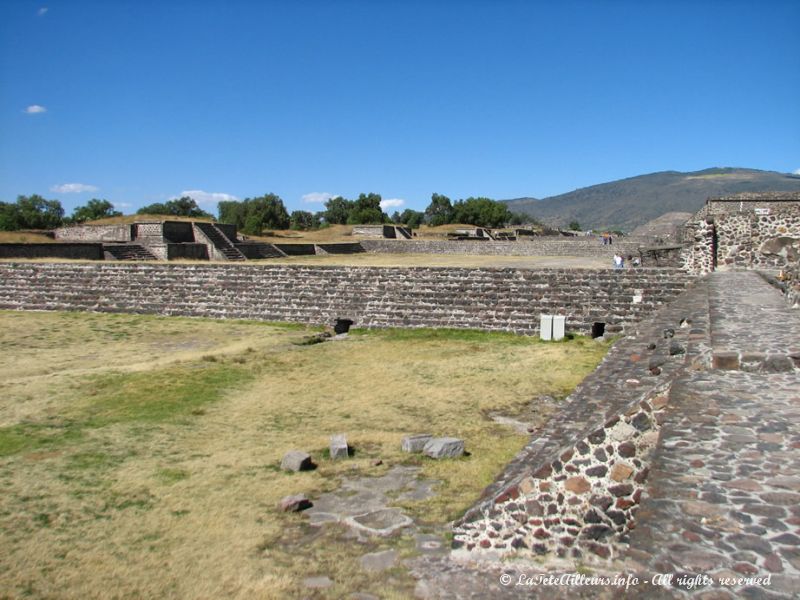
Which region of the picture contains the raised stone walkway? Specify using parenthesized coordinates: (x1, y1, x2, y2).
(412, 271, 800, 598)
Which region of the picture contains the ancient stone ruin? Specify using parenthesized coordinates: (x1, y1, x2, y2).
(1, 191, 799, 597)
(682, 192, 800, 274)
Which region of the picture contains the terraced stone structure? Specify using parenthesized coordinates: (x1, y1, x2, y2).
(360, 237, 646, 259)
(0, 263, 692, 336)
(416, 271, 800, 599)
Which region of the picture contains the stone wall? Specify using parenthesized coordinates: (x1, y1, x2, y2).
(0, 243, 105, 260)
(453, 277, 711, 564)
(683, 195, 800, 273)
(360, 239, 645, 258)
(715, 208, 800, 269)
(54, 224, 131, 243)
(680, 218, 715, 274)
(166, 243, 209, 260)
(162, 221, 195, 243)
(0, 263, 693, 336)
(352, 225, 385, 238)
(273, 244, 317, 256)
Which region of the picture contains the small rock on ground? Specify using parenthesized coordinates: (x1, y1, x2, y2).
(303, 576, 333, 589)
(279, 494, 312, 512)
(359, 549, 398, 572)
(281, 450, 314, 472)
(423, 437, 465, 459)
(402, 434, 433, 453)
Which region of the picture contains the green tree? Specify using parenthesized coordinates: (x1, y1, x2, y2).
(509, 213, 526, 226)
(138, 196, 211, 218)
(347, 193, 386, 224)
(217, 194, 290, 235)
(569, 220, 581, 231)
(0, 194, 64, 230)
(71, 199, 122, 223)
(424, 193, 453, 226)
(0, 202, 21, 230)
(451, 197, 512, 228)
(322, 196, 353, 225)
(290, 210, 315, 230)
(397, 209, 424, 228)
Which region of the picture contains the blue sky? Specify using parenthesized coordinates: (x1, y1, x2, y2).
(1, 0, 798, 216)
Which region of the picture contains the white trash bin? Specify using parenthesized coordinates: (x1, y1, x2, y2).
(540, 314, 553, 341)
(552, 315, 566, 341)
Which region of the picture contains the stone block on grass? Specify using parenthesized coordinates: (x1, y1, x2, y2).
(281, 450, 314, 472)
(401, 434, 433, 453)
(423, 437, 465, 459)
(279, 494, 312, 512)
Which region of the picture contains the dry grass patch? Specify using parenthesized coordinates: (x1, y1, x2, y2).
(0, 231, 58, 243)
(0, 311, 607, 598)
(267, 253, 609, 269)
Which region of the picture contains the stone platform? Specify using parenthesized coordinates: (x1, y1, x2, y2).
(413, 271, 800, 598)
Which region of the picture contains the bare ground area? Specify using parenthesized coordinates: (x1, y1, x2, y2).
(0, 311, 607, 599)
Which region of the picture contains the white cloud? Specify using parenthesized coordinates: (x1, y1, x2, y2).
(302, 192, 338, 204)
(50, 183, 99, 193)
(25, 105, 47, 114)
(172, 190, 239, 204)
(380, 198, 405, 209)
(793, 168, 800, 175)
(115, 202, 132, 209)
(37, 7, 49, 16)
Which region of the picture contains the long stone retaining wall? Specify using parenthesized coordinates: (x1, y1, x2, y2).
(360, 239, 646, 258)
(0, 243, 105, 260)
(0, 263, 693, 336)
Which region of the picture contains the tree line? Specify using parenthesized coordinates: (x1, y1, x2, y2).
(1, 192, 532, 234)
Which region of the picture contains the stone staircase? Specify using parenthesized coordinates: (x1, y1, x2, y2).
(193, 222, 246, 261)
(235, 243, 287, 259)
(103, 244, 157, 261)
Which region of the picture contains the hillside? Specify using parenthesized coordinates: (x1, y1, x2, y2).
(503, 168, 800, 232)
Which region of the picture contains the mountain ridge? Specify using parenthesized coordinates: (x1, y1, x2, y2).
(501, 167, 800, 232)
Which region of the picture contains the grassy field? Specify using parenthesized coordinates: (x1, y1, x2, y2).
(0, 310, 607, 599)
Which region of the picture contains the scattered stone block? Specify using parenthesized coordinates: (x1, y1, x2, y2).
(347, 508, 413, 536)
(330, 434, 349, 460)
(279, 494, 312, 512)
(281, 450, 314, 472)
(423, 437, 465, 459)
(359, 549, 398, 572)
(401, 434, 433, 453)
(303, 576, 333, 589)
